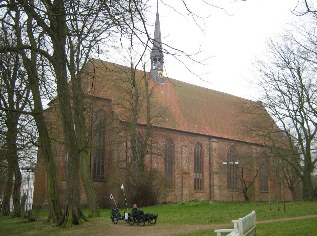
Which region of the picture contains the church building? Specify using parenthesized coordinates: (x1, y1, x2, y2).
(33, 6, 298, 208)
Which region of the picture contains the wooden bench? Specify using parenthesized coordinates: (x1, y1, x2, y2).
(214, 210, 256, 236)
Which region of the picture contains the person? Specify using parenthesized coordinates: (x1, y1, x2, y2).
(131, 203, 144, 217)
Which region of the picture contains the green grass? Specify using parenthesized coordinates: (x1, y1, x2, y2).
(256, 218, 317, 236)
(0, 201, 316, 235)
(181, 218, 317, 236)
(141, 200, 317, 224)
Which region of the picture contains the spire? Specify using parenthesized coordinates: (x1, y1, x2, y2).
(152, 0, 162, 55)
(150, 0, 164, 83)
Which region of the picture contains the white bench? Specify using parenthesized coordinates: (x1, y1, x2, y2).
(214, 211, 256, 236)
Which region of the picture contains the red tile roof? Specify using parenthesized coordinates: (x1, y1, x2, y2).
(80, 59, 275, 145)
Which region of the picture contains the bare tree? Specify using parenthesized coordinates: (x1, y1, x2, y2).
(256, 30, 317, 199)
(105, 62, 165, 205)
(297, 0, 317, 18)
(9, 0, 154, 226)
(0, 23, 32, 216)
(0, 0, 242, 225)
(239, 164, 260, 201)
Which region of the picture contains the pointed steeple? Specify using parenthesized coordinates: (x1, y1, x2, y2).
(150, 0, 165, 83)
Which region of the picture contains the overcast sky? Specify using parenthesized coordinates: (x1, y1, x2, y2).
(151, 0, 300, 100)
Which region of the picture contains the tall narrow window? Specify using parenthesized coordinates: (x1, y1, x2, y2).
(227, 146, 238, 190)
(164, 138, 174, 189)
(194, 142, 203, 191)
(91, 111, 106, 180)
(259, 153, 269, 192)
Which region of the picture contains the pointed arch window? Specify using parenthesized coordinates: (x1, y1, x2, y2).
(227, 146, 238, 190)
(259, 153, 269, 192)
(91, 111, 106, 180)
(194, 142, 203, 191)
(164, 138, 174, 189)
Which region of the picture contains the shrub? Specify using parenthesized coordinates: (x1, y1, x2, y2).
(126, 168, 165, 206)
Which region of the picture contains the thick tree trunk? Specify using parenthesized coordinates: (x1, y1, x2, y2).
(71, 69, 99, 217)
(50, 0, 86, 225)
(13, 1, 64, 223)
(80, 150, 100, 217)
(302, 171, 314, 199)
(302, 151, 315, 199)
(2, 168, 13, 216)
(289, 186, 297, 201)
(28, 69, 63, 223)
(19, 39, 63, 224)
(3, 113, 21, 217)
(28, 73, 63, 223)
(9, 119, 21, 217)
(54, 52, 85, 226)
(12, 161, 22, 217)
(54, 68, 84, 225)
(59, 142, 85, 226)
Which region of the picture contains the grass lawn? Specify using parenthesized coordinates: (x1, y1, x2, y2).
(1, 201, 316, 235)
(182, 218, 317, 236)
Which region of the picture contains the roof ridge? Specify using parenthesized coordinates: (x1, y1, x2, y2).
(167, 77, 255, 103)
(88, 58, 255, 103)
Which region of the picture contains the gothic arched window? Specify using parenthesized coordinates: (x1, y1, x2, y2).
(259, 153, 269, 192)
(164, 138, 175, 189)
(91, 111, 106, 180)
(194, 142, 203, 191)
(227, 146, 238, 190)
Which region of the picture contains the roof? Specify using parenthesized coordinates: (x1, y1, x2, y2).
(80, 59, 276, 145)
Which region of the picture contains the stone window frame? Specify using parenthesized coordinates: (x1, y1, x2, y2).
(194, 142, 203, 191)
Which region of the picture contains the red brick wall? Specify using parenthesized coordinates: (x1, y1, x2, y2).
(33, 98, 298, 207)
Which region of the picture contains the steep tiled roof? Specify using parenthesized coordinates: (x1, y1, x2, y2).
(80, 59, 274, 145)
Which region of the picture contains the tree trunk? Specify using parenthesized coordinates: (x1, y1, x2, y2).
(28, 66, 63, 223)
(302, 150, 314, 199)
(27, 69, 63, 223)
(53, 49, 85, 226)
(302, 171, 314, 199)
(80, 150, 100, 217)
(12, 161, 22, 217)
(243, 191, 250, 201)
(9, 118, 21, 217)
(16, 14, 63, 222)
(2, 167, 13, 216)
(3, 112, 21, 217)
(55, 68, 85, 226)
(50, 0, 86, 225)
(70, 63, 99, 217)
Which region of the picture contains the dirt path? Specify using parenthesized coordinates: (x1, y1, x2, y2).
(88, 214, 317, 236)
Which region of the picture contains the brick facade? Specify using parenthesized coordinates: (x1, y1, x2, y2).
(33, 7, 302, 207)
(33, 93, 298, 208)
